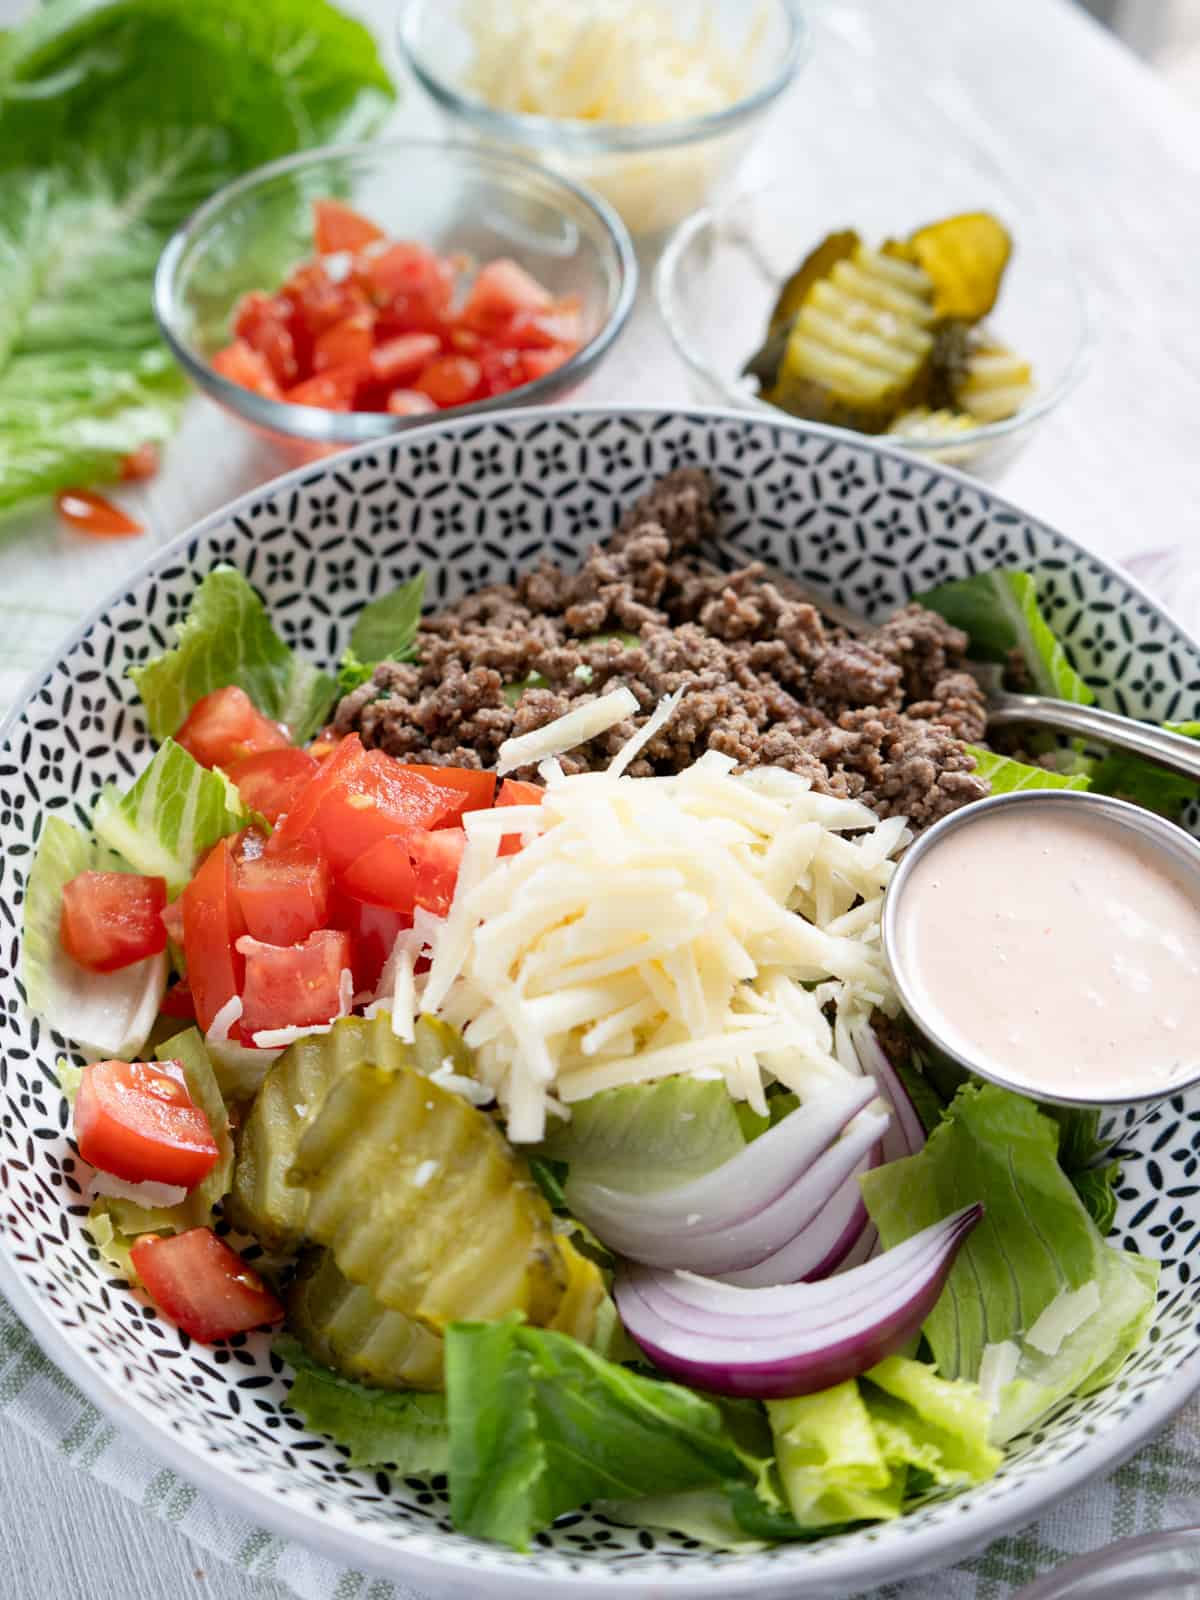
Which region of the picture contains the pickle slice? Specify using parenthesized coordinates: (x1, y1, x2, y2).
(767, 228, 860, 336)
(292, 1061, 565, 1329)
(231, 1012, 449, 1249)
(765, 246, 937, 432)
(887, 406, 980, 441)
(957, 337, 1034, 423)
(907, 212, 1012, 321)
(288, 1250, 444, 1391)
(546, 1235, 607, 1345)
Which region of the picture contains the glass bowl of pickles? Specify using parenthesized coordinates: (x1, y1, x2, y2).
(656, 165, 1091, 473)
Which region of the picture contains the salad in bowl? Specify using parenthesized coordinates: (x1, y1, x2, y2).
(18, 452, 1192, 1560)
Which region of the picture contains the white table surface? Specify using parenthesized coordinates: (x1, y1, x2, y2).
(2, 0, 1199, 1596)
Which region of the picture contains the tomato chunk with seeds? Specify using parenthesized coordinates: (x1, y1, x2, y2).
(60, 872, 167, 972)
(212, 339, 282, 399)
(226, 746, 319, 826)
(406, 826, 467, 916)
(313, 198, 386, 256)
(236, 844, 331, 946)
(461, 258, 553, 333)
(130, 1229, 284, 1344)
(75, 1059, 220, 1188)
(339, 835, 416, 913)
(181, 838, 246, 1035)
(174, 686, 289, 771)
(238, 928, 351, 1038)
(313, 751, 467, 873)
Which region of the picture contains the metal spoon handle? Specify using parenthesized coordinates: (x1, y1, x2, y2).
(988, 693, 1200, 782)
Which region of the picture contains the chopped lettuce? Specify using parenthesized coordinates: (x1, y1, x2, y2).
(767, 1381, 904, 1529)
(537, 1075, 747, 1195)
(130, 569, 336, 744)
(444, 1317, 743, 1550)
(917, 570, 1093, 704)
(1089, 721, 1200, 819)
(92, 738, 248, 896)
(275, 1337, 449, 1472)
(861, 1085, 1157, 1438)
(604, 1489, 767, 1552)
(347, 575, 425, 666)
(23, 815, 165, 1057)
(969, 745, 1091, 795)
(0, 0, 394, 516)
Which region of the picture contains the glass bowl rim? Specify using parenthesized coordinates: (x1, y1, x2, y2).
(653, 179, 1095, 456)
(396, 0, 810, 153)
(153, 136, 639, 445)
(1012, 1525, 1200, 1598)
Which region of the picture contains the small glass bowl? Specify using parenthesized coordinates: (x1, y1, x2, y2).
(656, 162, 1092, 474)
(1012, 1527, 1200, 1599)
(154, 139, 637, 463)
(397, 0, 808, 239)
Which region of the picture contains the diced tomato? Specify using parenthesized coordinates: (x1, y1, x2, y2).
(75, 1059, 220, 1188)
(212, 339, 282, 400)
(493, 297, 584, 351)
(174, 686, 289, 771)
(339, 835, 416, 913)
(238, 928, 351, 1038)
(386, 388, 437, 416)
(414, 354, 481, 409)
(119, 443, 160, 482)
(495, 777, 545, 855)
(406, 826, 467, 916)
(60, 872, 167, 972)
(56, 489, 143, 539)
(307, 735, 341, 763)
(236, 845, 330, 945)
(181, 838, 246, 1035)
(160, 978, 196, 1021)
(313, 310, 375, 375)
(360, 242, 455, 328)
(330, 890, 408, 994)
(478, 345, 524, 398)
(521, 344, 573, 382)
(448, 326, 482, 354)
(314, 751, 467, 873)
(130, 1229, 284, 1344)
(233, 290, 300, 386)
(313, 198, 386, 256)
(226, 747, 319, 826)
(370, 332, 441, 385)
(232, 826, 268, 864)
(460, 258, 553, 334)
(284, 369, 359, 410)
(268, 733, 367, 852)
(281, 262, 368, 338)
(407, 764, 496, 815)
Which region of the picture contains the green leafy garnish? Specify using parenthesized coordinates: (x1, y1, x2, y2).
(1089, 721, 1200, 819)
(0, 0, 395, 517)
(23, 815, 164, 1057)
(861, 1084, 1157, 1441)
(444, 1317, 743, 1550)
(92, 738, 249, 895)
(968, 745, 1091, 795)
(131, 567, 336, 744)
(917, 570, 1093, 704)
(275, 1337, 449, 1472)
(348, 574, 425, 665)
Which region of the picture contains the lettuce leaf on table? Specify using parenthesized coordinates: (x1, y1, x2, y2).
(131, 567, 336, 744)
(0, 0, 394, 517)
(861, 1084, 1157, 1443)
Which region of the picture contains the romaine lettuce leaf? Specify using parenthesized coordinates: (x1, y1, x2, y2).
(22, 815, 165, 1057)
(444, 1317, 743, 1550)
(538, 1076, 747, 1195)
(864, 1356, 1000, 1485)
(917, 570, 1093, 704)
(130, 568, 336, 744)
(861, 1085, 1156, 1434)
(0, 0, 394, 516)
(604, 1489, 768, 1552)
(275, 1337, 449, 1472)
(766, 1381, 902, 1529)
(1089, 721, 1200, 819)
(92, 738, 248, 896)
(969, 745, 1091, 795)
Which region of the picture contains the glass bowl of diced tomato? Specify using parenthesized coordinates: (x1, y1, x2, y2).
(154, 139, 636, 461)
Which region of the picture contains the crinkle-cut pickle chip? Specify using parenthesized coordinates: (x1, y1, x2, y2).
(767, 228, 860, 336)
(765, 245, 936, 433)
(906, 211, 1013, 321)
(230, 1011, 473, 1250)
(288, 1249, 445, 1391)
(957, 338, 1034, 423)
(546, 1235, 607, 1344)
(888, 406, 980, 441)
(291, 1061, 566, 1330)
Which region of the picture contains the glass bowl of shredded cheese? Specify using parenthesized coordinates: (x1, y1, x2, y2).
(398, 0, 808, 238)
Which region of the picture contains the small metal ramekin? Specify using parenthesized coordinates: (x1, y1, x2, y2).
(882, 790, 1200, 1150)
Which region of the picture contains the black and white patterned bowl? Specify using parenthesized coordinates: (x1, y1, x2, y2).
(1, 407, 1198, 1599)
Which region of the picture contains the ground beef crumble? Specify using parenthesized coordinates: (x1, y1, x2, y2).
(333, 468, 990, 827)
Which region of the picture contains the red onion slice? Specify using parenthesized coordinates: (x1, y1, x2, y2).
(851, 1022, 926, 1161)
(614, 1204, 982, 1398)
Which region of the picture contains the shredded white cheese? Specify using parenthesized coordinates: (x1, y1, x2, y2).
(206, 995, 243, 1047)
(87, 1173, 188, 1209)
(978, 1340, 1020, 1410)
(496, 687, 638, 776)
(420, 695, 907, 1142)
(1024, 1282, 1102, 1356)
